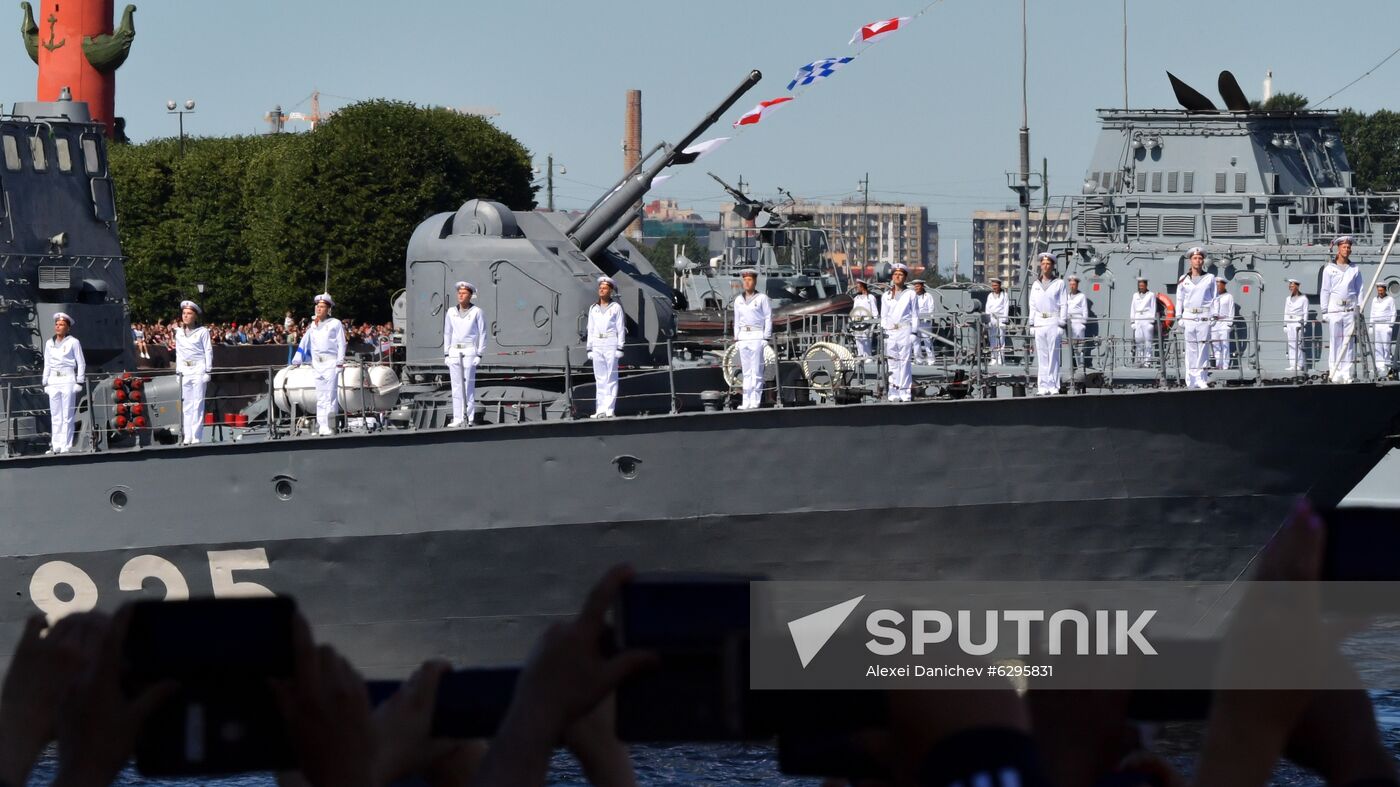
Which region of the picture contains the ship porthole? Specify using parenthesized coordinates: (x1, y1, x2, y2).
(109, 490, 127, 511)
(613, 455, 641, 480)
(273, 476, 296, 501)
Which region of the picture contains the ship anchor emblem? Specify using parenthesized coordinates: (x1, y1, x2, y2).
(42, 13, 65, 52)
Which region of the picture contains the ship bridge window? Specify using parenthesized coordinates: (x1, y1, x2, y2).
(1151, 172, 1163, 192)
(81, 138, 100, 174)
(1167, 172, 1179, 192)
(1, 135, 18, 171)
(1214, 173, 1227, 193)
(1234, 173, 1247, 193)
(55, 138, 72, 173)
(29, 136, 47, 172)
(1183, 172, 1195, 193)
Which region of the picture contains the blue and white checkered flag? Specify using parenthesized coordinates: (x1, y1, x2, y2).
(787, 57, 855, 91)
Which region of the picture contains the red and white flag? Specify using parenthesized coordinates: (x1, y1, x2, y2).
(733, 97, 794, 127)
(849, 16, 911, 46)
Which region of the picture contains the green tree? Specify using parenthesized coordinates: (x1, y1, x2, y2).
(109, 138, 180, 320)
(111, 100, 535, 322)
(243, 101, 535, 321)
(1249, 92, 1309, 111)
(1338, 109, 1400, 193)
(637, 231, 709, 284)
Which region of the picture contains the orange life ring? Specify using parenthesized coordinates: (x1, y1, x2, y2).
(1156, 293, 1175, 330)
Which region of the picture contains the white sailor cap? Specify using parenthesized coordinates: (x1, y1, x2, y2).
(1067, 274, 1081, 282)
(314, 293, 334, 307)
(891, 263, 909, 273)
(1037, 252, 1056, 262)
(53, 311, 73, 325)
(1332, 235, 1355, 246)
(738, 268, 758, 277)
(454, 281, 475, 292)
(1136, 276, 1149, 283)
(598, 275, 618, 289)
(1187, 247, 1206, 257)
(911, 278, 926, 285)
(179, 300, 202, 314)
(988, 277, 1002, 284)
(1286, 277, 1301, 284)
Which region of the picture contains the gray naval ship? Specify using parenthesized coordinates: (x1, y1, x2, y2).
(1, 71, 1399, 676)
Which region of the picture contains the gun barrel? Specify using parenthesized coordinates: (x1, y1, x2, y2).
(568, 70, 762, 259)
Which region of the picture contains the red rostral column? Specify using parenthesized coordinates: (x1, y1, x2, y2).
(22, 1, 137, 137)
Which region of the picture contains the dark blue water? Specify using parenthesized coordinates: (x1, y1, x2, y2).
(22, 707, 1400, 786)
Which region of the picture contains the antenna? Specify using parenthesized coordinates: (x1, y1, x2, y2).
(1122, 0, 1128, 109)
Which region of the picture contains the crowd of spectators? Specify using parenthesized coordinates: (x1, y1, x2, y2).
(132, 314, 394, 360)
(0, 500, 1393, 787)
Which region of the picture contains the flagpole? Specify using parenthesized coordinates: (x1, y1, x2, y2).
(1017, 0, 1031, 302)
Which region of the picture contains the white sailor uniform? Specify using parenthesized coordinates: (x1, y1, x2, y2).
(1130, 291, 1156, 367)
(587, 301, 626, 417)
(42, 334, 84, 453)
(1029, 277, 1067, 395)
(852, 292, 880, 357)
(1210, 289, 1235, 370)
(1370, 293, 1396, 374)
(914, 290, 936, 363)
(1067, 290, 1089, 367)
(984, 290, 1009, 364)
(294, 318, 347, 434)
(733, 291, 772, 410)
(881, 287, 918, 401)
(443, 305, 486, 426)
(1174, 272, 1215, 389)
(1283, 293, 1308, 371)
(174, 325, 213, 443)
(1320, 262, 1364, 382)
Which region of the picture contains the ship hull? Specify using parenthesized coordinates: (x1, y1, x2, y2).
(2, 383, 1397, 676)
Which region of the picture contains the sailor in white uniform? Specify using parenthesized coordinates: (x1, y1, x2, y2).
(881, 263, 919, 402)
(984, 278, 1009, 364)
(1210, 277, 1235, 371)
(42, 312, 84, 454)
(1320, 235, 1364, 383)
(587, 276, 626, 418)
(1174, 248, 1216, 389)
(1370, 283, 1395, 375)
(443, 281, 486, 427)
(733, 268, 772, 410)
(1130, 278, 1156, 367)
(912, 279, 936, 363)
(851, 280, 880, 357)
(1283, 278, 1308, 372)
(1029, 253, 1067, 395)
(1066, 275, 1089, 369)
(173, 300, 212, 444)
(293, 293, 346, 435)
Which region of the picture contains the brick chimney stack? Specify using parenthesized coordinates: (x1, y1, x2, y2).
(624, 89, 642, 238)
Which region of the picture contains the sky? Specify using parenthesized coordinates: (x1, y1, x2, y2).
(3, 0, 1397, 273)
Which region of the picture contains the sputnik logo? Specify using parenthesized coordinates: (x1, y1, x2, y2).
(787, 595, 864, 668)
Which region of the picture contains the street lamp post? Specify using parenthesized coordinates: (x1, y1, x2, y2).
(166, 99, 197, 156)
(533, 154, 566, 211)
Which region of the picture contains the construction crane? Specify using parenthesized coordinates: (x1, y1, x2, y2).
(264, 90, 329, 133)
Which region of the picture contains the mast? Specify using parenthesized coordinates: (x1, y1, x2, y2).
(1017, 0, 1032, 301)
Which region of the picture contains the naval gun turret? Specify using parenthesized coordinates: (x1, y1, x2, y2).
(402, 71, 762, 385)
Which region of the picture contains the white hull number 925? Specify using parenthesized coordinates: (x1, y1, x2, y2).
(29, 548, 274, 624)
